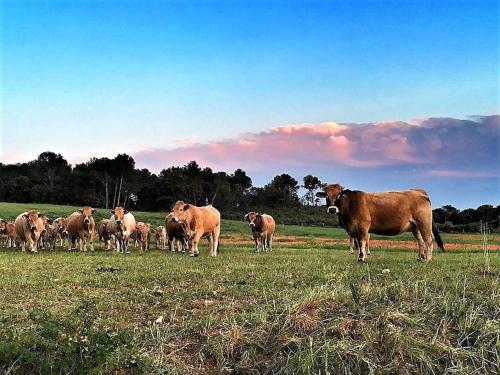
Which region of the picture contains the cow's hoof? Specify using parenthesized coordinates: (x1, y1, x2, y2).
(357, 258, 367, 263)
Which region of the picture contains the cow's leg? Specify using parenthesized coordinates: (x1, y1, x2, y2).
(268, 234, 273, 252)
(357, 230, 369, 262)
(212, 226, 220, 256)
(21, 240, 26, 252)
(411, 226, 426, 261)
(349, 237, 355, 253)
(190, 232, 202, 257)
(254, 235, 259, 252)
(420, 225, 434, 262)
(366, 233, 371, 255)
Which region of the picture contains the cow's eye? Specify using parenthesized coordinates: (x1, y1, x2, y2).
(179, 208, 183, 212)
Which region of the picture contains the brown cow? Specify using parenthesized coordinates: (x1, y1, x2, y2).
(108, 207, 136, 253)
(155, 225, 167, 250)
(170, 201, 220, 257)
(66, 207, 96, 251)
(14, 211, 45, 253)
(98, 219, 114, 250)
(165, 214, 192, 253)
(316, 184, 445, 262)
(134, 222, 151, 251)
(244, 212, 276, 252)
(0, 220, 16, 248)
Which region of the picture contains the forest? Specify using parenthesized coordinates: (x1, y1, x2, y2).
(0, 152, 498, 232)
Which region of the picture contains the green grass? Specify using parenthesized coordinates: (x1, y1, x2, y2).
(0, 202, 499, 374)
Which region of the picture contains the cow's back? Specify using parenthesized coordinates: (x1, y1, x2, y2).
(262, 214, 276, 234)
(362, 190, 431, 234)
(195, 205, 220, 233)
(14, 213, 28, 240)
(66, 212, 82, 233)
(123, 212, 136, 235)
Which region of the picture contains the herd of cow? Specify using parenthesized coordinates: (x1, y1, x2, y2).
(0, 199, 276, 258)
(0, 184, 446, 262)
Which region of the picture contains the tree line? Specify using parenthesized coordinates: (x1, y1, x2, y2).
(0, 152, 498, 232)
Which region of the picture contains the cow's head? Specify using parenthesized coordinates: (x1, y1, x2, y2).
(57, 218, 69, 238)
(316, 184, 344, 214)
(244, 212, 263, 230)
(80, 206, 96, 226)
(23, 211, 41, 231)
(0, 219, 6, 234)
(170, 201, 191, 222)
(111, 207, 128, 229)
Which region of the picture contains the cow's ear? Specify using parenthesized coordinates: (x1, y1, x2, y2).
(244, 213, 249, 220)
(79, 209, 83, 213)
(37, 212, 41, 216)
(341, 185, 345, 190)
(22, 214, 28, 219)
(110, 210, 115, 215)
(124, 209, 129, 214)
(92, 209, 96, 214)
(316, 191, 327, 198)
(257, 213, 262, 218)
(184, 204, 190, 210)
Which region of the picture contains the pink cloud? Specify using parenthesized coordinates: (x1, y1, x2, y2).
(133, 115, 500, 177)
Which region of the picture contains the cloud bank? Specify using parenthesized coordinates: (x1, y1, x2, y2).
(133, 115, 500, 179)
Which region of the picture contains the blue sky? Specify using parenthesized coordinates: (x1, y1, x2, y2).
(1, 0, 499, 208)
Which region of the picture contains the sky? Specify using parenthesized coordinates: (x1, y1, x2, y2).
(1, 0, 499, 208)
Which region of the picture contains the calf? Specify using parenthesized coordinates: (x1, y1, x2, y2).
(108, 207, 136, 254)
(52, 217, 69, 247)
(134, 222, 151, 251)
(66, 206, 96, 251)
(165, 214, 192, 253)
(14, 211, 45, 253)
(98, 219, 114, 250)
(155, 225, 167, 250)
(42, 222, 59, 251)
(0, 219, 16, 248)
(244, 212, 276, 252)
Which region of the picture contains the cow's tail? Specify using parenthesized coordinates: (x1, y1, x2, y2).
(432, 222, 445, 253)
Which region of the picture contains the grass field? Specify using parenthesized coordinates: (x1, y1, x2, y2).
(0, 202, 499, 374)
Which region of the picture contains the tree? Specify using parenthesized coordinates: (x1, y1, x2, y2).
(302, 175, 322, 206)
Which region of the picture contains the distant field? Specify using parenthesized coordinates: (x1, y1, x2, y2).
(0, 202, 499, 374)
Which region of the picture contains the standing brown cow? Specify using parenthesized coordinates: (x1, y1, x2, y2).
(316, 184, 445, 262)
(66, 207, 96, 251)
(170, 201, 220, 257)
(14, 211, 45, 253)
(244, 212, 275, 252)
(108, 207, 136, 254)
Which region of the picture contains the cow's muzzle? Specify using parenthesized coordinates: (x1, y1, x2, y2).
(327, 206, 339, 214)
